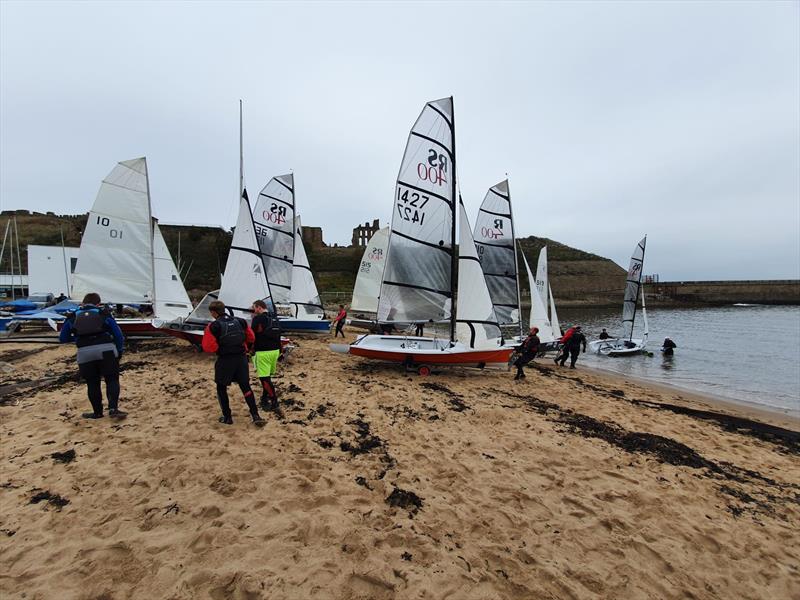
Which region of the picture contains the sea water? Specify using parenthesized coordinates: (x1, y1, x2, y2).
(556, 304, 800, 417)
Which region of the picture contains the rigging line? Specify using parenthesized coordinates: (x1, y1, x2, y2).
(391, 229, 453, 253)
(410, 131, 453, 160)
(383, 280, 452, 297)
(426, 101, 452, 128)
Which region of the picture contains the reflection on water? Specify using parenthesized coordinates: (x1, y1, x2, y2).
(556, 304, 800, 416)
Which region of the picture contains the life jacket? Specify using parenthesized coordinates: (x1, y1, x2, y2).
(215, 316, 246, 355)
(560, 327, 576, 344)
(71, 306, 112, 348)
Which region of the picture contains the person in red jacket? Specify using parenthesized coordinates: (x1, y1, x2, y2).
(202, 300, 265, 427)
(332, 304, 347, 338)
(554, 326, 577, 364)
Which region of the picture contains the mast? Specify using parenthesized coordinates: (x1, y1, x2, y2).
(13, 217, 22, 299)
(144, 159, 156, 309)
(449, 95, 457, 343)
(8, 220, 15, 300)
(0, 220, 9, 295)
(60, 227, 70, 296)
(506, 178, 523, 338)
(239, 99, 244, 200)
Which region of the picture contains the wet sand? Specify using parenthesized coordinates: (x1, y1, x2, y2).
(1, 331, 798, 599)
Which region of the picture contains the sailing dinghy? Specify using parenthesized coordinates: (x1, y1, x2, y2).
(69, 157, 192, 334)
(252, 174, 329, 332)
(473, 179, 523, 338)
(519, 245, 561, 351)
(347, 97, 513, 374)
(349, 227, 389, 331)
(588, 236, 649, 356)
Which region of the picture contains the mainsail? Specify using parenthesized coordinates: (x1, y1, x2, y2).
(522, 250, 554, 343)
(253, 174, 295, 305)
(377, 97, 455, 327)
(72, 157, 154, 304)
(622, 236, 647, 340)
(549, 285, 561, 340)
(153, 222, 192, 321)
(473, 180, 520, 326)
(351, 227, 389, 314)
(456, 199, 502, 349)
(534, 246, 549, 317)
(217, 190, 272, 320)
(289, 216, 324, 319)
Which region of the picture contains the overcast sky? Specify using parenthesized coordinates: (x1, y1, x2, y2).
(1, 1, 798, 280)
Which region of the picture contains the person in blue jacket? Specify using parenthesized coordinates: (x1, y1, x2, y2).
(60, 292, 126, 419)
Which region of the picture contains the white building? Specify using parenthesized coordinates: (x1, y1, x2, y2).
(27, 245, 79, 296)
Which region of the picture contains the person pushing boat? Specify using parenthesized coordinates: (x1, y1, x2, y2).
(59, 293, 126, 420)
(513, 327, 540, 380)
(250, 299, 282, 415)
(201, 300, 265, 427)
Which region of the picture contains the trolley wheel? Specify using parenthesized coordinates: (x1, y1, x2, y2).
(417, 365, 431, 377)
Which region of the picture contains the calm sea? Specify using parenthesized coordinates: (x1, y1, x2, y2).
(556, 304, 800, 418)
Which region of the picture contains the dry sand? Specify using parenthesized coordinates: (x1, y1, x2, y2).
(1, 329, 798, 600)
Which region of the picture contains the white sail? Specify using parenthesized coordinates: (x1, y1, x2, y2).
(522, 250, 554, 343)
(456, 199, 503, 349)
(218, 190, 272, 321)
(351, 227, 389, 314)
(622, 236, 647, 340)
(535, 246, 549, 317)
(473, 180, 519, 325)
(377, 97, 455, 325)
(152, 223, 192, 321)
(290, 216, 324, 319)
(253, 173, 295, 305)
(72, 157, 154, 304)
(549, 284, 561, 340)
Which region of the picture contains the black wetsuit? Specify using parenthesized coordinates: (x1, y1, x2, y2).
(252, 312, 282, 410)
(558, 332, 587, 368)
(662, 339, 677, 356)
(514, 334, 540, 379)
(209, 316, 258, 422)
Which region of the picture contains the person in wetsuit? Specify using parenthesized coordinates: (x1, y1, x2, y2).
(333, 304, 347, 338)
(201, 300, 265, 427)
(557, 325, 587, 369)
(513, 327, 541, 380)
(599, 328, 611, 340)
(662, 337, 677, 356)
(251, 299, 282, 415)
(59, 292, 126, 420)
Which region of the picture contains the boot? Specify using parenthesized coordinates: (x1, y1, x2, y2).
(218, 415, 233, 425)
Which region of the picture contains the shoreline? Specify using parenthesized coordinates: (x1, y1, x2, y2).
(574, 362, 800, 429)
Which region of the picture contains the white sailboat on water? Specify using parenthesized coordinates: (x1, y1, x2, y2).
(347, 97, 513, 374)
(519, 245, 561, 349)
(588, 236, 649, 356)
(252, 174, 329, 332)
(70, 157, 192, 334)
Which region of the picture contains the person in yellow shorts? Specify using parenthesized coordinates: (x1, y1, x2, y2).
(250, 300, 282, 413)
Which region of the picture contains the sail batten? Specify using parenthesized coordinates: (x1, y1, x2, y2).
(377, 97, 455, 325)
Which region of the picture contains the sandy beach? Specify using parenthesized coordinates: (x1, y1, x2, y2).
(1, 329, 798, 600)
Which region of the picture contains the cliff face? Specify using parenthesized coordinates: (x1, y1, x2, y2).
(3, 211, 627, 305)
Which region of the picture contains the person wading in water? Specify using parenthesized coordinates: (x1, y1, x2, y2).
(59, 293, 126, 419)
(513, 327, 541, 380)
(557, 325, 587, 368)
(250, 299, 282, 416)
(202, 300, 265, 427)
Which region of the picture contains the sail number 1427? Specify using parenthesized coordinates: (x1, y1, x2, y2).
(396, 189, 429, 225)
